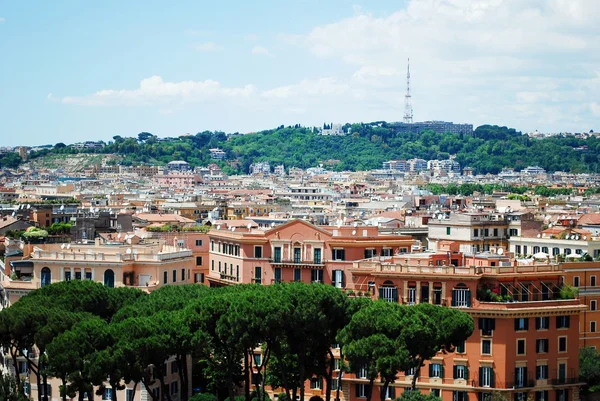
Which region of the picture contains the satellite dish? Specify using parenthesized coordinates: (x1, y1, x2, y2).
(66, 244, 71, 249)
(583, 236, 587, 240)
(117, 233, 121, 239)
(353, 222, 358, 227)
(231, 227, 236, 232)
(576, 235, 580, 240)
(27, 204, 31, 209)
(61, 244, 65, 249)
(537, 233, 541, 238)
(271, 222, 276, 227)
(497, 248, 504, 255)
(11, 212, 15, 217)
(352, 230, 356, 235)
(216, 225, 221, 230)
(126, 248, 132, 254)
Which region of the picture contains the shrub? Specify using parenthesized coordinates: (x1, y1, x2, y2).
(190, 393, 218, 401)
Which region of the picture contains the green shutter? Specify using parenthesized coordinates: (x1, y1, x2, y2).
(341, 271, 345, 288)
(429, 364, 433, 378)
(392, 288, 398, 302)
(491, 370, 495, 388)
(379, 288, 384, 299)
(466, 291, 471, 307)
(479, 367, 483, 386)
(453, 366, 458, 379)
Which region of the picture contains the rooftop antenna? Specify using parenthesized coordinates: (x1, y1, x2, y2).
(403, 58, 413, 124)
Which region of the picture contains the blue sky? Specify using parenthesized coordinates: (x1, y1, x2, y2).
(1, 0, 599, 146)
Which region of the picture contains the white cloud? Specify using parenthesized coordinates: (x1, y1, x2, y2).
(251, 45, 274, 57)
(194, 42, 220, 51)
(51, 76, 256, 106)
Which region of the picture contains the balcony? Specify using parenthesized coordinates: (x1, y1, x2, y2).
(551, 377, 582, 386)
(505, 379, 536, 389)
(269, 258, 324, 268)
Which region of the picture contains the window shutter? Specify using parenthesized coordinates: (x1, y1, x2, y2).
(391, 387, 395, 399)
(555, 316, 560, 328)
(467, 291, 471, 307)
(491, 371, 495, 388)
(451, 290, 457, 307)
(524, 318, 529, 330)
(453, 366, 458, 379)
(514, 319, 519, 331)
(566, 316, 570, 328)
(341, 271, 345, 288)
(479, 367, 483, 386)
(514, 368, 519, 383)
(441, 365, 444, 379)
(356, 384, 360, 397)
(332, 270, 337, 286)
(379, 288, 384, 299)
(479, 318, 484, 329)
(490, 319, 495, 330)
(392, 288, 398, 302)
(536, 318, 540, 330)
(429, 364, 433, 378)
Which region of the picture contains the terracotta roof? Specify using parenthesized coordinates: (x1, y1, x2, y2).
(578, 213, 600, 226)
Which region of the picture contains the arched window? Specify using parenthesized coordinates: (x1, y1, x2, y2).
(533, 246, 540, 254)
(542, 247, 549, 254)
(379, 280, 398, 303)
(104, 269, 115, 288)
(452, 283, 471, 308)
(41, 267, 51, 287)
(552, 247, 560, 256)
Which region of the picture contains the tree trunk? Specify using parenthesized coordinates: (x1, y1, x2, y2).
(244, 351, 251, 401)
(177, 355, 188, 401)
(380, 380, 389, 401)
(111, 383, 118, 401)
(335, 349, 344, 401)
(130, 382, 138, 401)
(9, 348, 21, 396)
(259, 349, 271, 401)
(411, 359, 423, 391)
(325, 349, 334, 401)
(292, 387, 297, 401)
(36, 371, 42, 401)
(366, 378, 375, 401)
(142, 379, 158, 401)
(42, 374, 49, 401)
(298, 361, 305, 401)
(160, 377, 174, 401)
(61, 377, 67, 401)
(226, 357, 235, 401)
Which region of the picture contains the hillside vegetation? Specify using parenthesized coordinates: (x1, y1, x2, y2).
(3, 123, 599, 174)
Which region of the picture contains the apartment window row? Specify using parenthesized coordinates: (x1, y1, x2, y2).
(573, 275, 597, 287)
(517, 336, 567, 356)
(512, 316, 569, 332)
(218, 263, 240, 282)
(473, 228, 501, 238)
(211, 240, 241, 256)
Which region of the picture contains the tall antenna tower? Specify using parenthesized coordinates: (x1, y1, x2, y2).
(403, 58, 413, 124)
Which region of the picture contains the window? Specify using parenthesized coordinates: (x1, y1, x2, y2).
(236, 265, 240, 281)
(102, 388, 112, 400)
(484, 228, 489, 237)
(556, 389, 568, 401)
(171, 381, 178, 395)
(381, 248, 392, 256)
(195, 239, 203, 246)
(474, 229, 479, 237)
(254, 267, 262, 284)
(181, 268, 186, 281)
(379, 283, 398, 302)
(453, 391, 468, 401)
(364, 249, 376, 259)
(254, 354, 262, 366)
(558, 363, 567, 381)
(536, 339, 549, 353)
(194, 273, 204, 283)
(310, 377, 323, 390)
(332, 270, 344, 288)
(557, 316, 570, 328)
(446, 227, 451, 235)
(41, 267, 52, 287)
(574, 276, 580, 287)
(536, 317, 550, 330)
(493, 228, 498, 237)
(294, 247, 301, 263)
(429, 363, 443, 378)
(592, 276, 597, 287)
(294, 268, 301, 282)
(211, 260, 215, 271)
(314, 249, 322, 264)
(274, 247, 282, 263)
(514, 367, 527, 388)
(172, 270, 177, 283)
(405, 366, 417, 377)
(196, 256, 203, 266)
(17, 361, 28, 374)
(479, 318, 495, 336)
(125, 389, 134, 401)
(163, 271, 168, 284)
(517, 339, 526, 355)
(535, 391, 548, 401)
(515, 393, 527, 401)
(383, 386, 396, 400)
(456, 341, 466, 354)
(558, 336, 567, 352)
(311, 269, 323, 283)
(593, 301, 598, 311)
(357, 364, 368, 379)
(274, 267, 282, 284)
(451, 285, 471, 308)
(408, 286, 417, 305)
(453, 365, 467, 380)
(515, 245, 522, 255)
(334, 359, 341, 371)
(254, 246, 263, 258)
(64, 270, 71, 281)
(85, 271, 92, 280)
(356, 384, 370, 398)
(536, 364, 548, 380)
(481, 339, 492, 355)
(592, 321, 597, 333)
(331, 378, 339, 391)
(171, 362, 178, 374)
(332, 248, 345, 261)
(514, 318, 529, 331)
(479, 367, 494, 387)
(431, 389, 441, 398)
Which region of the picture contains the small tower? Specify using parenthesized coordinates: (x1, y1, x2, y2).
(403, 58, 413, 124)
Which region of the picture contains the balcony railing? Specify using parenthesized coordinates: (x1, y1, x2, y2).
(269, 258, 324, 267)
(505, 379, 536, 389)
(551, 377, 581, 385)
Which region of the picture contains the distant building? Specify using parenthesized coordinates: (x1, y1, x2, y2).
(274, 165, 285, 176)
(383, 160, 410, 172)
(522, 166, 546, 175)
(250, 162, 271, 175)
(209, 148, 227, 160)
(392, 121, 473, 136)
(408, 158, 428, 172)
(166, 160, 191, 171)
(320, 123, 347, 136)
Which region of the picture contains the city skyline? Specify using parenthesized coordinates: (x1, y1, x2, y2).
(1, 0, 599, 146)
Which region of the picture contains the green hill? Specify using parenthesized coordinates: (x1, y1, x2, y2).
(4, 123, 599, 174)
